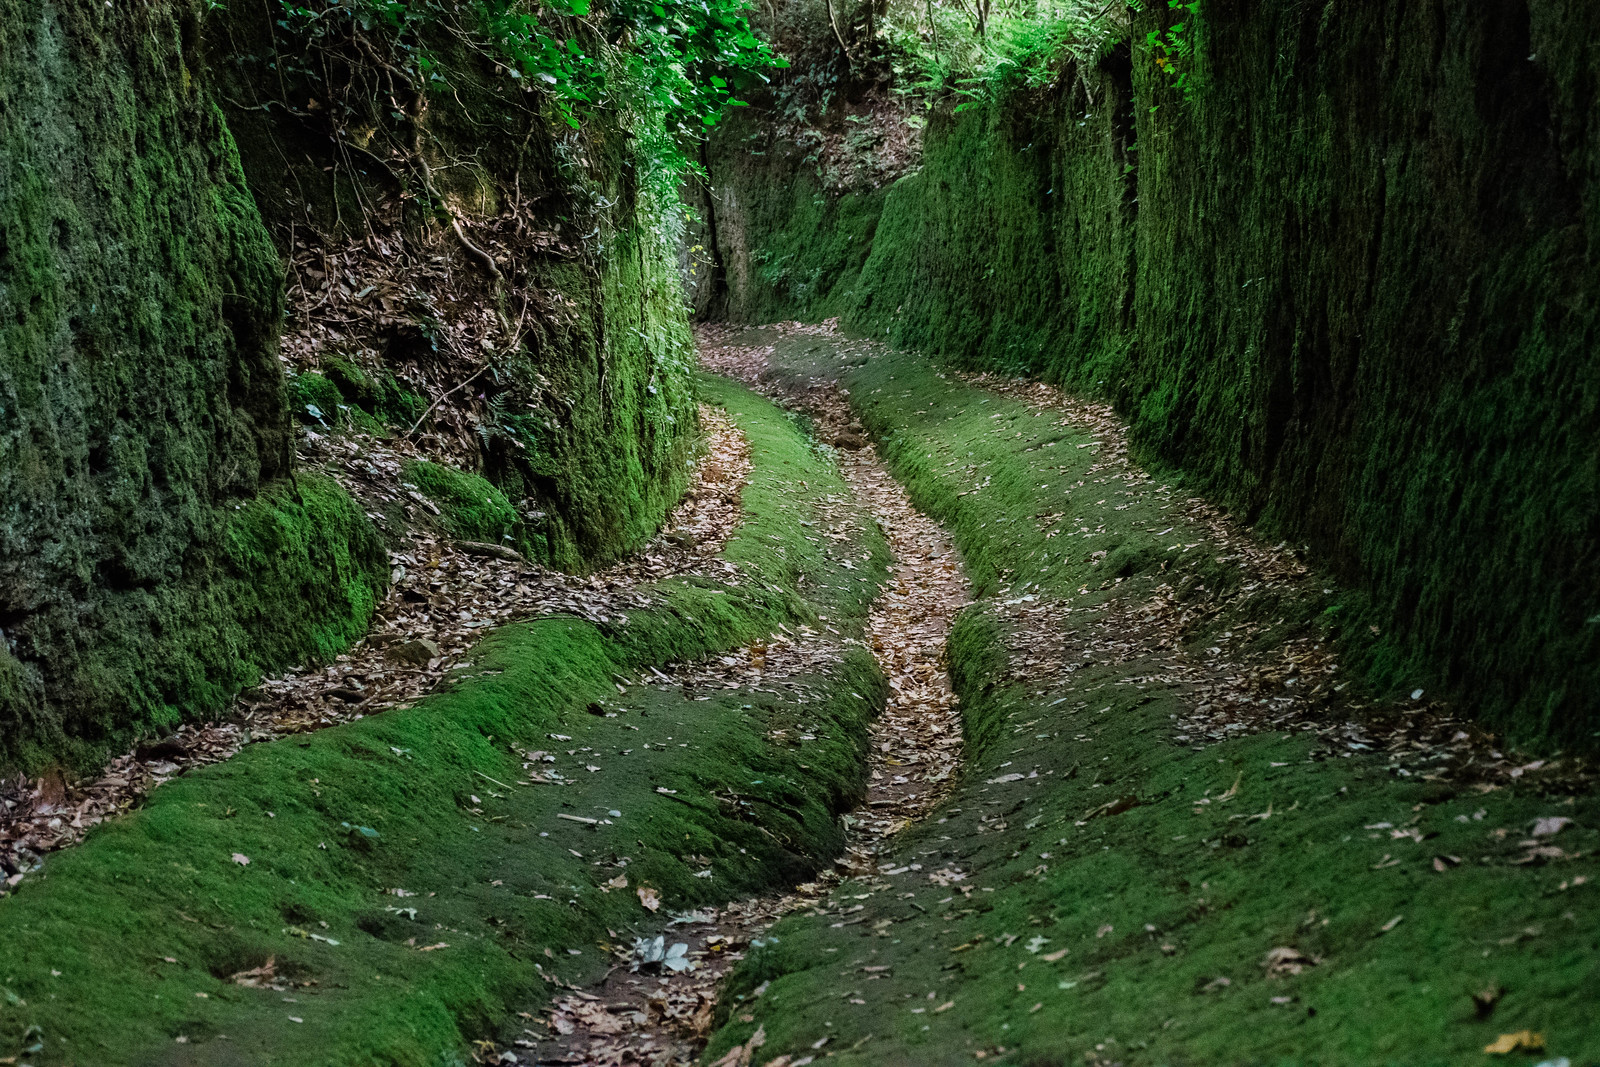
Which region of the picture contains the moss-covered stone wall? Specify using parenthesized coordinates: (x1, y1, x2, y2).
(0, 0, 386, 770)
(704, 3, 1600, 747)
(212, 5, 700, 572)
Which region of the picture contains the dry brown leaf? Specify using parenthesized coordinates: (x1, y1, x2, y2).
(1484, 1030, 1544, 1054)
(228, 956, 279, 989)
(709, 1023, 767, 1067)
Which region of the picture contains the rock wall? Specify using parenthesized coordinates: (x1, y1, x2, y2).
(704, 0, 1600, 747)
(0, 0, 708, 769)
(212, 4, 700, 571)
(0, 0, 387, 770)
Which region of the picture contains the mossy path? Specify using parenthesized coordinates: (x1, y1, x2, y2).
(527, 360, 971, 1065)
(694, 325, 1599, 1067)
(0, 408, 752, 890)
(0, 379, 901, 1066)
(4, 329, 1593, 1067)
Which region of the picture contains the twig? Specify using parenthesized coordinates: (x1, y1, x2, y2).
(406, 364, 493, 437)
(475, 770, 518, 790)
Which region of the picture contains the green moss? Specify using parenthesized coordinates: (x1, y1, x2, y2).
(0, 378, 891, 1065)
(483, 221, 701, 572)
(703, 117, 891, 324)
(288, 363, 428, 435)
(288, 372, 347, 428)
(702, 339, 1600, 1067)
(318, 357, 427, 430)
(222, 473, 388, 674)
(403, 460, 523, 551)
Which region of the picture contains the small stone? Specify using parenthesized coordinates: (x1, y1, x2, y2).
(388, 638, 440, 666)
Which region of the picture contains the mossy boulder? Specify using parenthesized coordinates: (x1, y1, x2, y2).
(403, 459, 526, 554)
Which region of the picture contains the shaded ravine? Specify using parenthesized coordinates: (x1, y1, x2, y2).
(523, 350, 970, 1066)
(0, 408, 752, 890)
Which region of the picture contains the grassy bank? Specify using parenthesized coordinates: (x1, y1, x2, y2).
(703, 337, 1600, 1066)
(0, 377, 889, 1066)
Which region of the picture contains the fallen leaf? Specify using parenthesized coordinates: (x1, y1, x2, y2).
(230, 956, 280, 989)
(1532, 816, 1573, 837)
(1379, 915, 1404, 933)
(709, 1023, 766, 1067)
(231, 853, 250, 866)
(638, 886, 661, 912)
(1484, 1030, 1544, 1055)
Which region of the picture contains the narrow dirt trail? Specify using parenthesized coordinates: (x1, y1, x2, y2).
(526, 340, 968, 1066)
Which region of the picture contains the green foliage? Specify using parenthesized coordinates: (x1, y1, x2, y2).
(258, 0, 782, 184)
(880, 0, 1124, 107)
(1137, 0, 1202, 99)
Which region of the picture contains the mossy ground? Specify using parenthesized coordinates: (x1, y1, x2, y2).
(703, 338, 1600, 1067)
(0, 378, 890, 1066)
